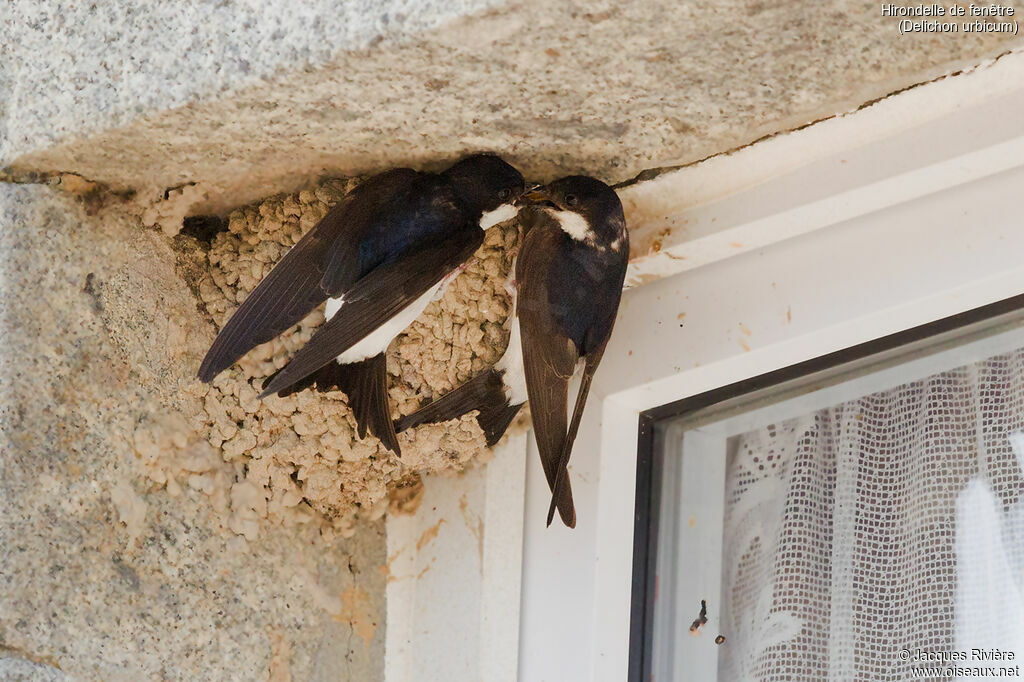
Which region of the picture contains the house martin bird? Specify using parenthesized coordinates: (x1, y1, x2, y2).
(197, 153, 526, 456)
(396, 176, 629, 527)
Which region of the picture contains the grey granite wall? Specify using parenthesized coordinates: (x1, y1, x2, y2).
(4, 1, 1022, 230)
(0, 185, 385, 680)
(1, 0, 502, 163)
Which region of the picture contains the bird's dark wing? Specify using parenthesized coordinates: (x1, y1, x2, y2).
(517, 225, 580, 528)
(197, 204, 350, 382)
(198, 169, 419, 382)
(545, 343, 606, 526)
(395, 368, 522, 447)
(259, 228, 483, 397)
(542, 250, 626, 525)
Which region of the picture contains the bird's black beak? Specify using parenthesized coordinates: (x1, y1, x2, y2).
(515, 183, 544, 206)
(519, 184, 558, 208)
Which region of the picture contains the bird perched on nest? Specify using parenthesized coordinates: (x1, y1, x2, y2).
(396, 175, 629, 527)
(197, 153, 526, 456)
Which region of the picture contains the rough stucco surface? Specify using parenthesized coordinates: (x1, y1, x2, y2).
(3, 1, 1023, 227)
(0, 184, 386, 681)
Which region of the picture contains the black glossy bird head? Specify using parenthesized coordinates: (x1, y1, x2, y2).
(442, 153, 526, 220)
(527, 175, 628, 251)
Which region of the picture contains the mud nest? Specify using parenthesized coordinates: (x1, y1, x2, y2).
(139, 178, 519, 539)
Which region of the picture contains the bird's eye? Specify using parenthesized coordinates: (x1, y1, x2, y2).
(498, 188, 511, 201)
(565, 194, 579, 207)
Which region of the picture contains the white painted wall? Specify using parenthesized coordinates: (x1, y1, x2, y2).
(386, 433, 526, 682)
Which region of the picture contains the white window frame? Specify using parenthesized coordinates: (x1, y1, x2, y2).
(383, 51, 1024, 682)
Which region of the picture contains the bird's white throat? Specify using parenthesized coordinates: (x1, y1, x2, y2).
(545, 208, 593, 242)
(479, 203, 519, 230)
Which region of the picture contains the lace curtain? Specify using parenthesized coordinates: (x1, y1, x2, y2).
(720, 350, 1024, 681)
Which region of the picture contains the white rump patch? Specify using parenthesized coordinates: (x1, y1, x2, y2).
(496, 316, 528, 405)
(545, 208, 593, 242)
(326, 269, 459, 364)
(479, 202, 519, 230)
(325, 296, 345, 319)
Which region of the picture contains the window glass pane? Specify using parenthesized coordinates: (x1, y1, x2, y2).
(643, 338, 1024, 680)
(717, 348, 1024, 680)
